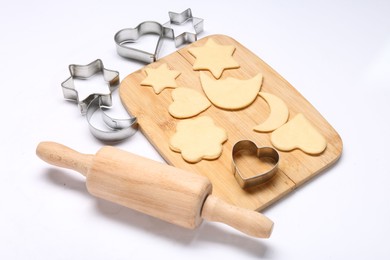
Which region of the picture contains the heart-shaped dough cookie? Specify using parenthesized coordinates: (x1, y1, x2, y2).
(271, 113, 327, 155)
(168, 87, 211, 119)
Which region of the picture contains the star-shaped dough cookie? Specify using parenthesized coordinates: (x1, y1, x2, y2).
(140, 63, 181, 94)
(188, 39, 240, 79)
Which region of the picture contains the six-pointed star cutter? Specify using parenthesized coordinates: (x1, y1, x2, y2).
(164, 8, 204, 47)
(61, 59, 137, 142)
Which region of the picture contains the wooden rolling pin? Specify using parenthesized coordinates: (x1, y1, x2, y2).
(36, 141, 274, 238)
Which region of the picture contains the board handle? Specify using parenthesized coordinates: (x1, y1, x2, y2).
(201, 195, 274, 238)
(36, 141, 93, 177)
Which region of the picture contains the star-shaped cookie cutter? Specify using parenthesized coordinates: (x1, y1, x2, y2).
(163, 8, 204, 47)
(61, 59, 137, 142)
(114, 21, 174, 63)
(61, 59, 119, 115)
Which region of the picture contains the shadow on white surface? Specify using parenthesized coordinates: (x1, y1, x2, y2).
(44, 167, 269, 257)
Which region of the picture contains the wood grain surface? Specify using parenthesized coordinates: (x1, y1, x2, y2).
(119, 34, 343, 211)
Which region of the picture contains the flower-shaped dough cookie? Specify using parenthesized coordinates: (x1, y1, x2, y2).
(170, 116, 228, 163)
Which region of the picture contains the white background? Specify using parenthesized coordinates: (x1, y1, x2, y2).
(1, 0, 390, 259)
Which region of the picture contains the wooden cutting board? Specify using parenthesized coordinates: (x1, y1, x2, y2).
(119, 34, 342, 211)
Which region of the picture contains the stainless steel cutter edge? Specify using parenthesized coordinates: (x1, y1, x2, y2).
(163, 8, 204, 47)
(114, 21, 174, 63)
(61, 59, 119, 115)
(61, 59, 137, 142)
(86, 96, 138, 143)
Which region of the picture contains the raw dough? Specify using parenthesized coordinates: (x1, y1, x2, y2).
(168, 87, 211, 119)
(188, 39, 240, 79)
(253, 92, 289, 132)
(271, 113, 327, 155)
(140, 63, 181, 94)
(170, 116, 228, 163)
(200, 72, 263, 110)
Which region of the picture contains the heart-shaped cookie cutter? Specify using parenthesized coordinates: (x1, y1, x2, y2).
(232, 140, 279, 189)
(114, 21, 174, 63)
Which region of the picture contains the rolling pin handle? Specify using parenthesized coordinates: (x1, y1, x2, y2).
(201, 195, 274, 238)
(36, 141, 93, 177)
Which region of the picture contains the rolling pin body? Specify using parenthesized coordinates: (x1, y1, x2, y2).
(36, 141, 273, 238)
(89, 146, 211, 229)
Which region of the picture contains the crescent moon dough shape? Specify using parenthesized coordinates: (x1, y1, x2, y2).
(168, 87, 211, 119)
(271, 113, 327, 155)
(253, 92, 289, 132)
(200, 72, 263, 110)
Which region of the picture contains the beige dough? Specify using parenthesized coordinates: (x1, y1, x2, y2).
(271, 113, 327, 155)
(254, 92, 289, 132)
(188, 39, 240, 79)
(170, 116, 228, 163)
(140, 63, 181, 94)
(168, 87, 211, 119)
(200, 72, 263, 110)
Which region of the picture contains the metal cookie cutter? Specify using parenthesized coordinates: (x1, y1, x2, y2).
(232, 140, 279, 189)
(163, 8, 204, 47)
(114, 21, 174, 63)
(61, 59, 137, 142)
(86, 96, 138, 143)
(61, 59, 119, 115)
